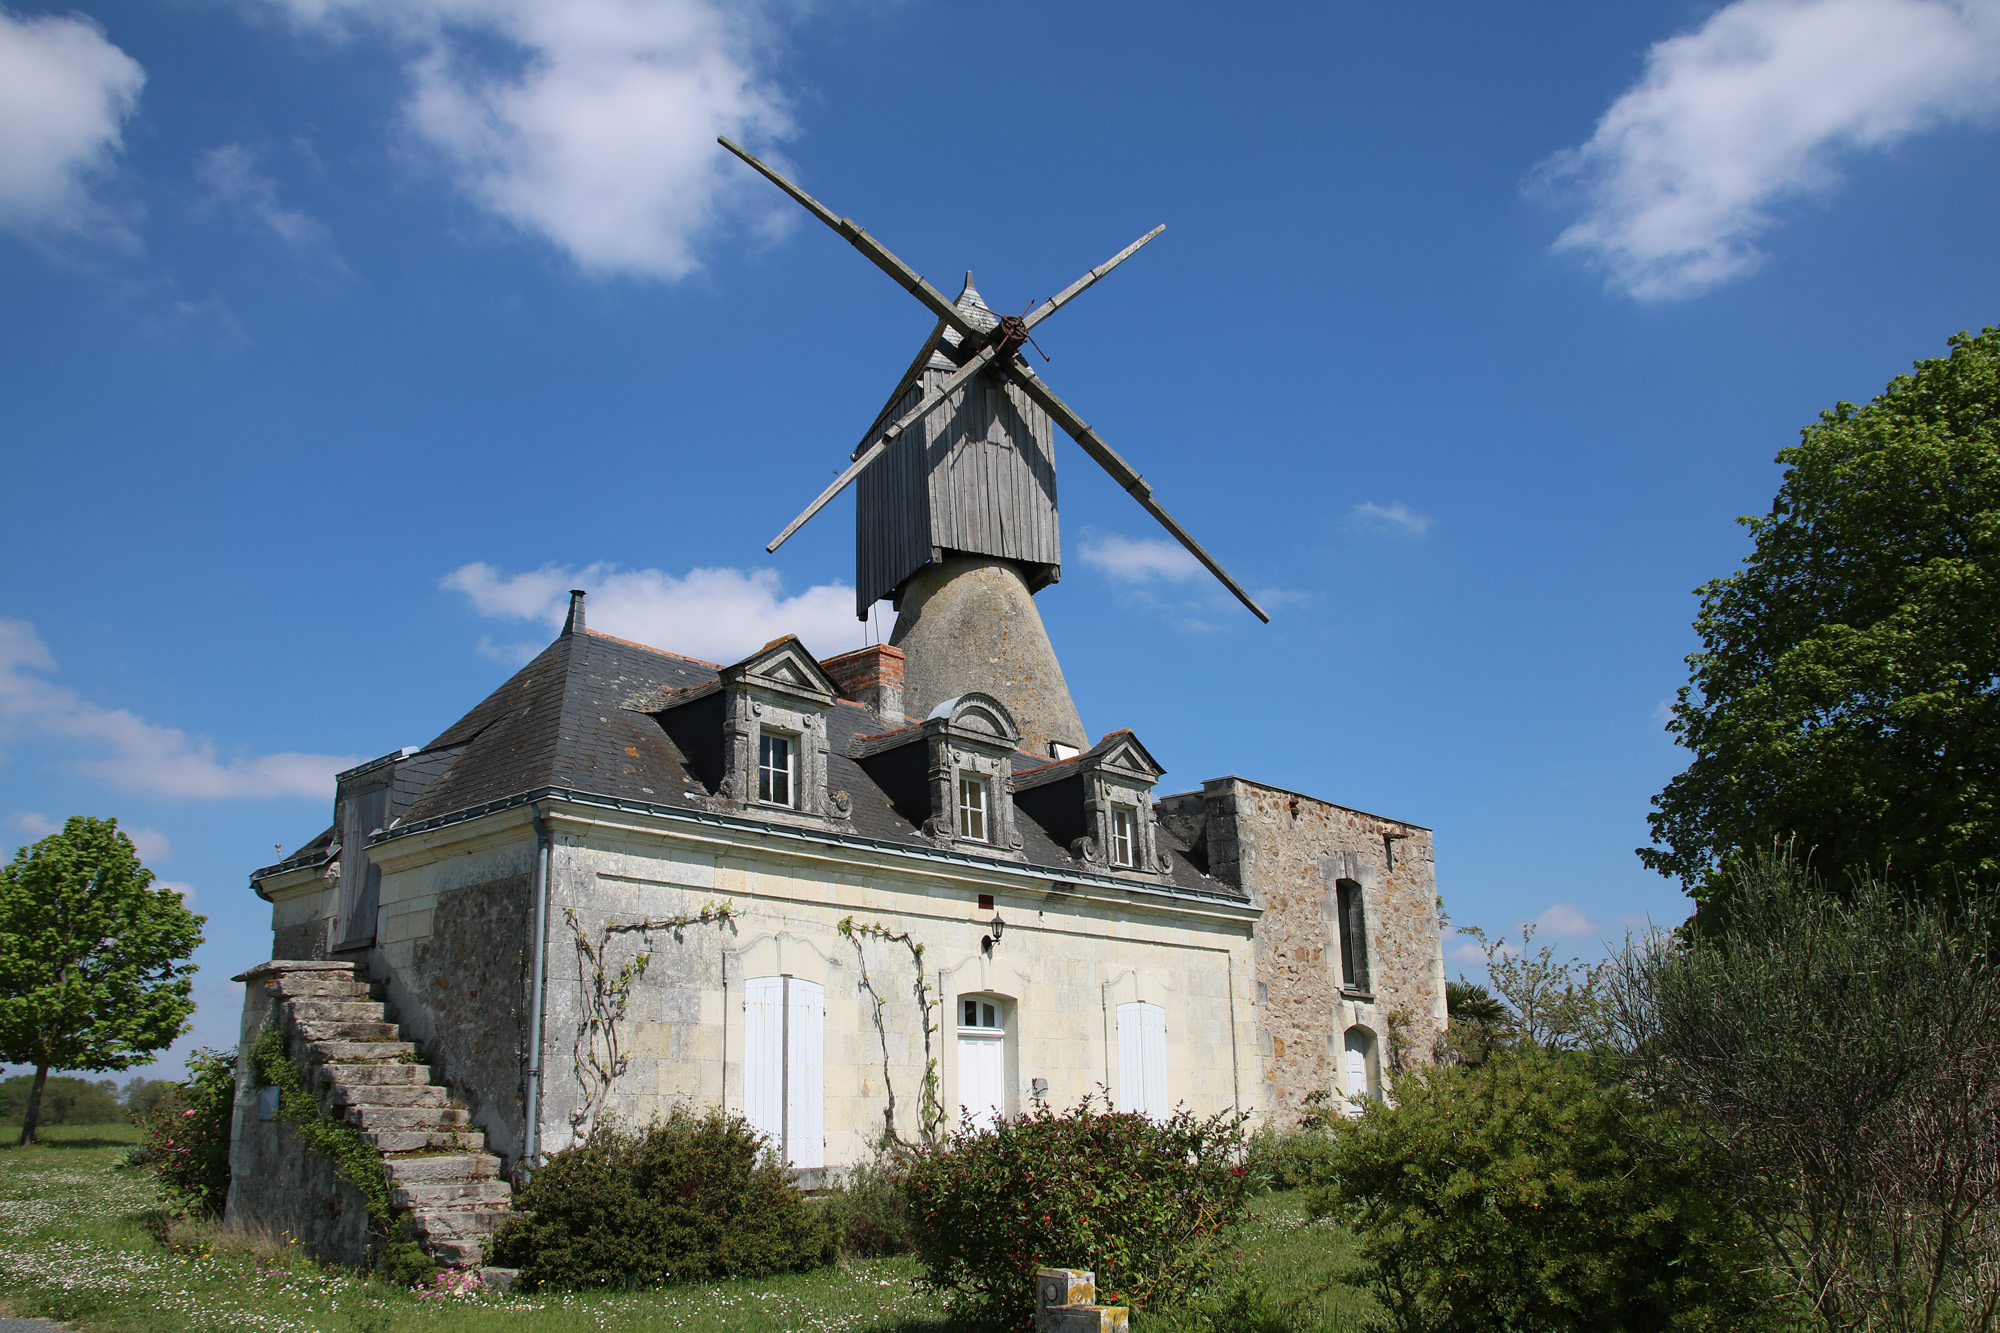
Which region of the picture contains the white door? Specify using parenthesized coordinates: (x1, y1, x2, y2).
(744, 976, 785, 1155)
(1345, 1029, 1373, 1107)
(786, 978, 825, 1168)
(1116, 1001, 1169, 1120)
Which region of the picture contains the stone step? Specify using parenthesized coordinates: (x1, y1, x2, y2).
(367, 1128, 486, 1154)
(413, 1206, 515, 1245)
(428, 1237, 488, 1267)
(312, 1040, 417, 1063)
(286, 999, 390, 1024)
(318, 1061, 429, 1088)
(331, 1083, 451, 1110)
(391, 1178, 514, 1210)
(293, 1017, 401, 1043)
(269, 972, 368, 998)
(346, 1104, 470, 1132)
(384, 1153, 502, 1185)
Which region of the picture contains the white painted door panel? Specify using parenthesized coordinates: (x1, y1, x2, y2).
(787, 979, 825, 1168)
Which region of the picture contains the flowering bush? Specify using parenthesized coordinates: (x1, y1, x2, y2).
(901, 1096, 1251, 1331)
(413, 1266, 485, 1300)
(132, 1047, 236, 1217)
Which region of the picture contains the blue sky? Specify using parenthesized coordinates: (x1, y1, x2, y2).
(3, 0, 1998, 1079)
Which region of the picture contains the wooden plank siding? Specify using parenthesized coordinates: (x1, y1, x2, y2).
(856, 357, 1062, 614)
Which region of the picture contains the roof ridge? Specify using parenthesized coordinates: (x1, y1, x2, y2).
(585, 628, 723, 668)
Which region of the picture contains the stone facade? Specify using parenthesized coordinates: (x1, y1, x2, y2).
(1158, 778, 1445, 1122)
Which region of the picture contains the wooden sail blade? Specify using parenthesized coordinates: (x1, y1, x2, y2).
(1023, 225, 1164, 332)
(1001, 363, 1271, 623)
(766, 345, 1004, 553)
(718, 136, 984, 346)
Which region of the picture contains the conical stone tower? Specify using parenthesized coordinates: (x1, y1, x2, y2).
(856, 276, 1088, 756)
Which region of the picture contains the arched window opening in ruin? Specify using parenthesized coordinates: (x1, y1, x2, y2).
(1344, 1026, 1379, 1111)
(1336, 879, 1370, 994)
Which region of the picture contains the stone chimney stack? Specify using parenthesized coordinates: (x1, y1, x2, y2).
(562, 589, 587, 636)
(820, 644, 906, 726)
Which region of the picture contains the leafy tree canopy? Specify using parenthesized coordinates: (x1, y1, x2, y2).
(1644, 326, 2000, 912)
(0, 816, 205, 1142)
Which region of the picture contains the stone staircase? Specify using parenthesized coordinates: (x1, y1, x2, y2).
(265, 964, 513, 1267)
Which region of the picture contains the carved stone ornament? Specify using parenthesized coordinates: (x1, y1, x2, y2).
(922, 814, 952, 842)
(1010, 830, 1025, 850)
(1155, 849, 1174, 874)
(829, 789, 853, 819)
(1070, 835, 1101, 865)
(751, 700, 764, 717)
(718, 772, 740, 800)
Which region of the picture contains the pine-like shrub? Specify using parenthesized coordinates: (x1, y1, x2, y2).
(1309, 1045, 1782, 1333)
(130, 1048, 236, 1216)
(902, 1096, 1250, 1331)
(491, 1108, 836, 1290)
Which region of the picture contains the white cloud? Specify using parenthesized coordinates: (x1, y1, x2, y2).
(1348, 501, 1431, 537)
(442, 560, 868, 663)
(1540, 0, 2000, 300)
(156, 879, 196, 905)
(1533, 902, 1601, 937)
(0, 618, 359, 801)
(196, 143, 328, 248)
(1078, 533, 1204, 583)
(0, 8, 144, 237)
(261, 0, 795, 278)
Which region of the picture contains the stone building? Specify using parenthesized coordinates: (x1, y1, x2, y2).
(224, 278, 1446, 1268)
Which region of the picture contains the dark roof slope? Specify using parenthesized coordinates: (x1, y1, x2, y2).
(391, 626, 1232, 899)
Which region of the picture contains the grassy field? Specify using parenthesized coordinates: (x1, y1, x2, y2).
(0, 1123, 1374, 1333)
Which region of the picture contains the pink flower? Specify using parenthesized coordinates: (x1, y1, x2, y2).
(183, 1109, 197, 1117)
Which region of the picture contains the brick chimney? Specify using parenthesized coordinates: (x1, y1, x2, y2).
(820, 644, 906, 725)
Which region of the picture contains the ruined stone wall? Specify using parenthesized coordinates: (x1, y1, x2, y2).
(1163, 778, 1443, 1121)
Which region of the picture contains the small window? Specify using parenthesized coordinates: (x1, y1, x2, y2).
(1110, 806, 1136, 867)
(958, 774, 988, 842)
(961, 998, 1001, 1029)
(757, 732, 794, 806)
(1337, 879, 1371, 992)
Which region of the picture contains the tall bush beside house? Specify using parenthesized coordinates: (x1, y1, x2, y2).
(1613, 852, 2000, 1332)
(1308, 1046, 1780, 1333)
(902, 1096, 1251, 1332)
(491, 1108, 836, 1290)
(130, 1048, 236, 1217)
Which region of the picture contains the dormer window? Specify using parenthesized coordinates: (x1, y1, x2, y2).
(758, 731, 794, 806)
(958, 774, 989, 842)
(1110, 806, 1137, 867)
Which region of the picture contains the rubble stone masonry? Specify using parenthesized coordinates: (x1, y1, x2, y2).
(1159, 778, 1445, 1121)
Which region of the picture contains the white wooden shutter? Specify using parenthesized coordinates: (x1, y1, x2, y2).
(1116, 1001, 1167, 1119)
(743, 976, 785, 1158)
(1140, 1002, 1168, 1120)
(1345, 1029, 1373, 1104)
(786, 978, 825, 1168)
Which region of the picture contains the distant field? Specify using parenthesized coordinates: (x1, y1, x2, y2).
(0, 1124, 1371, 1333)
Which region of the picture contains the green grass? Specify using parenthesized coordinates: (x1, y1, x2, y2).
(0, 1124, 1374, 1333)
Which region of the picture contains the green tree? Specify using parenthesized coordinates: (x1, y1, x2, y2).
(1643, 326, 2000, 914)
(0, 816, 204, 1144)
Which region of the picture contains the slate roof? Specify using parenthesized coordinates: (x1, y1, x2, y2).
(331, 624, 1239, 901)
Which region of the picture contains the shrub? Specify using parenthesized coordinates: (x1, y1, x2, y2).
(1245, 1092, 1345, 1193)
(0, 1073, 122, 1125)
(491, 1108, 836, 1290)
(121, 1076, 175, 1122)
(902, 1096, 1251, 1331)
(821, 1148, 913, 1257)
(131, 1048, 235, 1217)
(1309, 1046, 1780, 1333)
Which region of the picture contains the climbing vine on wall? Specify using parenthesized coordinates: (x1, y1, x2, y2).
(248, 1026, 395, 1229)
(564, 903, 738, 1138)
(837, 916, 943, 1148)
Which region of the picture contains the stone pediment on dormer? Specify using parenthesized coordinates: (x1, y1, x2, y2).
(925, 692, 1020, 756)
(1084, 729, 1165, 783)
(720, 636, 840, 708)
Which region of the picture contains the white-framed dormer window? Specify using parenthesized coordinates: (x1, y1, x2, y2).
(958, 773, 988, 842)
(757, 731, 794, 807)
(1110, 806, 1137, 867)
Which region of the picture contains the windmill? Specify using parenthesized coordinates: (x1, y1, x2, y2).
(722, 138, 1267, 755)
